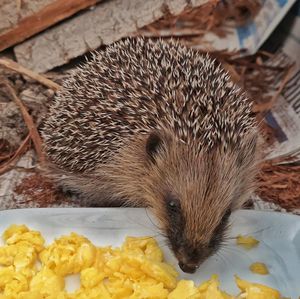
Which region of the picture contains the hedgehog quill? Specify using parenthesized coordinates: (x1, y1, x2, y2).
(41, 37, 260, 274)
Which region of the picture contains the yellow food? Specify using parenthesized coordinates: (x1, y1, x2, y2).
(249, 262, 269, 275)
(0, 225, 287, 299)
(236, 235, 260, 249)
(39, 232, 96, 276)
(235, 275, 281, 299)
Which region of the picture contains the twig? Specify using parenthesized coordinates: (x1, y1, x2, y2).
(0, 58, 61, 91)
(226, 59, 286, 71)
(269, 65, 295, 104)
(16, 0, 22, 11)
(222, 62, 241, 83)
(257, 51, 275, 58)
(4, 82, 45, 162)
(0, 153, 14, 162)
(0, 135, 30, 175)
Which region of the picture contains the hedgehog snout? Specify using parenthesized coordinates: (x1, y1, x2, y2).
(176, 249, 206, 274)
(174, 244, 213, 274)
(178, 261, 199, 274)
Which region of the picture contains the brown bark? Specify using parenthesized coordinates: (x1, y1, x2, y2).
(0, 0, 99, 52)
(0, 0, 53, 33)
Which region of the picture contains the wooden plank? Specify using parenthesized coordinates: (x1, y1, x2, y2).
(0, 0, 54, 34)
(14, 0, 214, 73)
(0, 0, 99, 52)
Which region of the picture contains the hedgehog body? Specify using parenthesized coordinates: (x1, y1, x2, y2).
(41, 37, 260, 273)
(43, 38, 253, 172)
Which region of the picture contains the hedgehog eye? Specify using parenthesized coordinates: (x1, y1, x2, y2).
(145, 132, 162, 164)
(166, 197, 180, 213)
(168, 200, 177, 210)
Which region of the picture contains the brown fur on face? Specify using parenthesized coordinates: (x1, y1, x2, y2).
(44, 128, 260, 273)
(139, 130, 260, 273)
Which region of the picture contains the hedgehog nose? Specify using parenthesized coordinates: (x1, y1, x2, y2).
(178, 262, 199, 273)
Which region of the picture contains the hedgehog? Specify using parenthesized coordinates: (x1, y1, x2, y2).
(41, 37, 260, 274)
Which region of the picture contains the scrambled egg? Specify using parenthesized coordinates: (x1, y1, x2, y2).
(236, 235, 260, 250)
(0, 225, 287, 299)
(249, 262, 269, 275)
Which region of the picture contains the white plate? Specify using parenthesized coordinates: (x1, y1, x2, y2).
(0, 208, 299, 298)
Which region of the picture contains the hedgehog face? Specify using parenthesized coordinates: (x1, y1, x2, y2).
(144, 130, 258, 273)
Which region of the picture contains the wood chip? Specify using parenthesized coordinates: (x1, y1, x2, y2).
(140, 0, 262, 40)
(14, 173, 69, 207)
(258, 158, 300, 211)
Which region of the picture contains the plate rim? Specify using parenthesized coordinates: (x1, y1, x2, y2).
(0, 207, 299, 222)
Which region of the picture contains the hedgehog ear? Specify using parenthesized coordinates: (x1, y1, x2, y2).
(146, 132, 163, 164)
